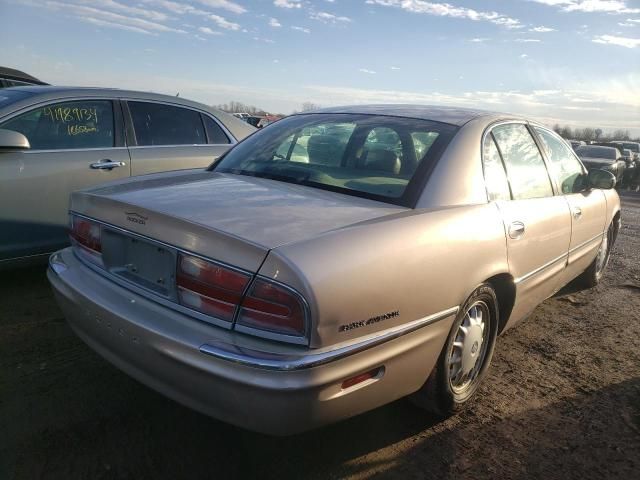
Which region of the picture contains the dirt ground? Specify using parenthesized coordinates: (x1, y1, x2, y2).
(1, 193, 639, 480)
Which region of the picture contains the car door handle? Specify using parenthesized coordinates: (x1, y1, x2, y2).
(508, 221, 525, 239)
(90, 160, 126, 170)
(572, 207, 582, 220)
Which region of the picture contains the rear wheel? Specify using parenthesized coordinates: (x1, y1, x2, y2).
(411, 284, 499, 415)
(578, 223, 614, 288)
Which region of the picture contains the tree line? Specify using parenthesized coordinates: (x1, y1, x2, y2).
(215, 101, 320, 117)
(552, 124, 638, 143)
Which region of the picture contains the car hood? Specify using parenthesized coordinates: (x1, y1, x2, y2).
(74, 170, 407, 251)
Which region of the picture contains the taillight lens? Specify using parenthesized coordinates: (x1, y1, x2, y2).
(236, 278, 308, 337)
(69, 215, 103, 266)
(176, 254, 251, 322)
(70, 215, 102, 252)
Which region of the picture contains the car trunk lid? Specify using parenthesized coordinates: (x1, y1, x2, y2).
(70, 170, 407, 273)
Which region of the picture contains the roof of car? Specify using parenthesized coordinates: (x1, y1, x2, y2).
(0, 66, 47, 85)
(307, 104, 512, 126)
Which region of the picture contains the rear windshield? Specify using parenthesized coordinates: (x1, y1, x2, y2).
(620, 143, 639, 153)
(575, 145, 617, 160)
(211, 113, 456, 206)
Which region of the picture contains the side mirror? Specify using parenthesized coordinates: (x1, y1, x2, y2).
(588, 169, 616, 190)
(0, 129, 30, 151)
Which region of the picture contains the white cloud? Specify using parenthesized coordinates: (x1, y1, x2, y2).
(390, 66, 401, 70)
(516, 38, 542, 42)
(310, 11, 352, 23)
(274, 0, 302, 8)
(208, 14, 241, 30)
(529, 26, 555, 32)
(529, 1, 640, 14)
(194, 0, 247, 14)
(291, 25, 311, 33)
(365, 0, 523, 29)
(269, 17, 282, 27)
(198, 26, 221, 35)
(143, 0, 246, 15)
(77, 0, 169, 22)
(593, 34, 640, 47)
(470, 37, 489, 42)
(520, 53, 529, 58)
(42, 1, 186, 34)
(359, 68, 376, 74)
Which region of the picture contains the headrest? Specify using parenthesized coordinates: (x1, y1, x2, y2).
(364, 149, 401, 175)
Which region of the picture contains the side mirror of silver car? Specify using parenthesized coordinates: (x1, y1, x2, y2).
(0, 129, 30, 151)
(588, 169, 616, 190)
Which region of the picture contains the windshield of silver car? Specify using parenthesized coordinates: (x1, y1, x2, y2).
(212, 113, 456, 206)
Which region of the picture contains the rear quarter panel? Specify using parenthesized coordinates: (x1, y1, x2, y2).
(259, 203, 508, 348)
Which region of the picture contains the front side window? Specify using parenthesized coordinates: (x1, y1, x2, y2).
(212, 113, 455, 205)
(492, 123, 553, 200)
(128, 101, 206, 146)
(534, 127, 584, 194)
(0, 100, 114, 150)
(482, 134, 511, 201)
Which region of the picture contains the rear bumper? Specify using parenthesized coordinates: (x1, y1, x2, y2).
(48, 248, 455, 435)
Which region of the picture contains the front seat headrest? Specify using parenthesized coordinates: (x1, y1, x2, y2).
(364, 149, 401, 175)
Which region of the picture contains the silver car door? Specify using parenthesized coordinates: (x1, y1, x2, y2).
(0, 99, 130, 262)
(488, 123, 572, 324)
(532, 126, 606, 282)
(124, 100, 233, 176)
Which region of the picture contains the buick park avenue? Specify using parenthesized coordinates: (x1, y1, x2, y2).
(48, 105, 620, 435)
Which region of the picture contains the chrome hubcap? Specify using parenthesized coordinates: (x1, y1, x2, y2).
(595, 233, 609, 275)
(449, 302, 489, 393)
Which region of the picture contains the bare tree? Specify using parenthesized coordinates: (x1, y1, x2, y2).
(301, 102, 320, 112)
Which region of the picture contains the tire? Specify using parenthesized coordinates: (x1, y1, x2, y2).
(410, 283, 499, 416)
(577, 223, 614, 288)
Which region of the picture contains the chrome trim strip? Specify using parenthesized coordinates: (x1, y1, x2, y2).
(568, 232, 603, 255)
(127, 144, 229, 150)
(199, 306, 459, 371)
(22, 147, 129, 154)
(514, 252, 567, 284)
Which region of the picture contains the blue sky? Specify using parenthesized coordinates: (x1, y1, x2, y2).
(1, 0, 639, 134)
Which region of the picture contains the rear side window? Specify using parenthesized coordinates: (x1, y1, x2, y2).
(482, 134, 511, 201)
(534, 127, 584, 194)
(202, 114, 230, 144)
(0, 100, 114, 150)
(492, 124, 553, 200)
(128, 101, 206, 146)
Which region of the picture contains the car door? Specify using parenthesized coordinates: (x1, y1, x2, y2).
(532, 126, 606, 283)
(0, 98, 130, 262)
(485, 123, 572, 324)
(124, 100, 233, 176)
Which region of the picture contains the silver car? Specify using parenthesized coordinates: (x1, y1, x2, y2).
(48, 105, 620, 435)
(0, 86, 255, 267)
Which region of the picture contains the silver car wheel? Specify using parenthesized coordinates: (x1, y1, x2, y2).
(595, 231, 609, 277)
(448, 301, 490, 394)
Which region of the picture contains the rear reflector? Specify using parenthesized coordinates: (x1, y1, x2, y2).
(341, 367, 383, 390)
(236, 278, 307, 337)
(176, 254, 251, 322)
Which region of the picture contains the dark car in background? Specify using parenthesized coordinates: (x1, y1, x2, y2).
(0, 66, 48, 88)
(575, 145, 626, 186)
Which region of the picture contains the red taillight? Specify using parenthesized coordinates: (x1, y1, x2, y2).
(236, 278, 307, 337)
(70, 216, 101, 253)
(176, 254, 251, 322)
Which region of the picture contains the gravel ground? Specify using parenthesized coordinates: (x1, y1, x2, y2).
(1, 193, 639, 480)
